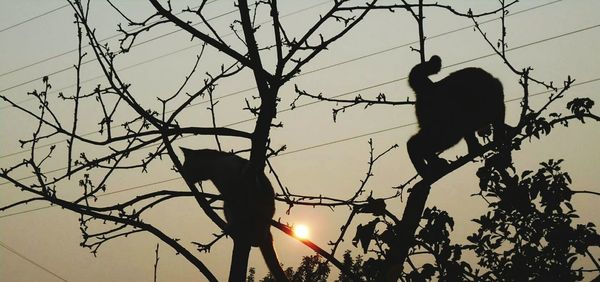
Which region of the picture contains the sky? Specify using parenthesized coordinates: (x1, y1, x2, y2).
(1, 0, 599, 281)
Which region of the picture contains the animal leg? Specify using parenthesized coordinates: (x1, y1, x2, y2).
(408, 132, 448, 178)
(425, 155, 449, 177)
(230, 238, 251, 282)
(407, 133, 428, 176)
(465, 132, 482, 155)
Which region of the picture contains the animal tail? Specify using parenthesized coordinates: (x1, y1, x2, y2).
(408, 55, 442, 93)
(259, 236, 289, 282)
(230, 239, 251, 282)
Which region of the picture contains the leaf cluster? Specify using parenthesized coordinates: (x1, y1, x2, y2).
(468, 160, 600, 281)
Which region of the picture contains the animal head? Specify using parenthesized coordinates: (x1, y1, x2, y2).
(426, 55, 442, 74)
(179, 147, 215, 182)
(408, 55, 442, 94)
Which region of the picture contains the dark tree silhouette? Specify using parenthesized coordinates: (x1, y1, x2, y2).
(1, 0, 378, 280)
(1, 0, 599, 281)
(293, 1, 600, 281)
(256, 254, 330, 282)
(269, 159, 600, 281)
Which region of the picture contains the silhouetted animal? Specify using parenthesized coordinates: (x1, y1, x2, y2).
(407, 55, 506, 177)
(180, 148, 288, 282)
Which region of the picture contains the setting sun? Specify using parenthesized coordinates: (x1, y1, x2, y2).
(293, 224, 310, 240)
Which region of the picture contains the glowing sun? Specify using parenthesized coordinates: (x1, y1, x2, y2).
(293, 224, 310, 239)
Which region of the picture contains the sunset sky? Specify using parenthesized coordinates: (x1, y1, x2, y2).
(1, 0, 599, 281)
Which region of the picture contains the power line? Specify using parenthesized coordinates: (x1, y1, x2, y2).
(1, 76, 598, 219)
(0, 240, 68, 281)
(0, 0, 221, 79)
(301, 0, 565, 76)
(0, 0, 575, 159)
(0, 20, 596, 171)
(0, 4, 69, 34)
(0, 0, 330, 116)
(281, 77, 600, 156)
(0, 0, 560, 100)
(0, 1, 235, 95)
(0, 1, 596, 186)
(0, 0, 327, 92)
(296, 23, 600, 107)
(0, 0, 330, 110)
(0, 20, 596, 175)
(0, 43, 205, 112)
(180, 0, 569, 113)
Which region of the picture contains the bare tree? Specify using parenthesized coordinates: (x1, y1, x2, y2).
(0, 0, 380, 281)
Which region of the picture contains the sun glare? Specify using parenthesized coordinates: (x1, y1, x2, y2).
(293, 224, 310, 240)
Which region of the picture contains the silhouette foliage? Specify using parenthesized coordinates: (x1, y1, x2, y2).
(468, 159, 600, 281)
(255, 254, 330, 282)
(276, 161, 600, 281)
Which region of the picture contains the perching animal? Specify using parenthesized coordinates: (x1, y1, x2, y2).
(407, 55, 506, 177)
(180, 148, 288, 282)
